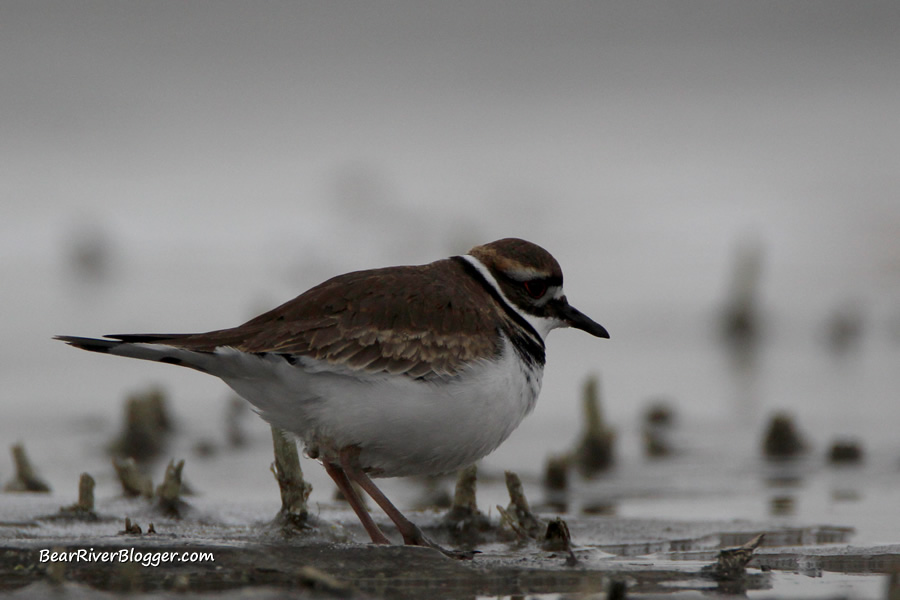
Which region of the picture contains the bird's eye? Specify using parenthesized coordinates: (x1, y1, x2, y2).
(523, 280, 547, 299)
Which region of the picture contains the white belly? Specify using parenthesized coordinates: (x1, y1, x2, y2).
(219, 338, 542, 477)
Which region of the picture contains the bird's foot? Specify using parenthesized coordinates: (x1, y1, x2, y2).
(402, 525, 479, 560)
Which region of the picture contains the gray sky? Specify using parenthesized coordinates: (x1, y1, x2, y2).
(2, 1, 899, 309)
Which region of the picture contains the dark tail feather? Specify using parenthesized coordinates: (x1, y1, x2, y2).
(54, 335, 122, 354)
(55, 333, 192, 349)
(54, 335, 211, 373)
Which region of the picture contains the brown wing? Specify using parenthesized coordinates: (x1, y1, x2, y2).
(148, 258, 502, 378)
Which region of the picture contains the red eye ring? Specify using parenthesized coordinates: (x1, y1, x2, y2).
(523, 280, 547, 299)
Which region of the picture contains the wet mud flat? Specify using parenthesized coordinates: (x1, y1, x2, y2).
(2, 491, 897, 599)
(3, 404, 900, 598)
(4, 369, 900, 598)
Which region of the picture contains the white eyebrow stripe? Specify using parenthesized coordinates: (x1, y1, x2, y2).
(505, 268, 545, 282)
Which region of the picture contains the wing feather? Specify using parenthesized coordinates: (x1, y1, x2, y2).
(145, 258, 501, 378)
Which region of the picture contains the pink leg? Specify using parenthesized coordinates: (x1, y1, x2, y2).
(323, 460, 391, 545)
(337, 447, 477, 559)
(339, 451, 427, 546)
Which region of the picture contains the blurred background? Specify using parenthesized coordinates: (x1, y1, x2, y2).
(2, 0, 899, 545)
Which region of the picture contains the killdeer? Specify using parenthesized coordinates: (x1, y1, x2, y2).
(57, 238, 608, 552)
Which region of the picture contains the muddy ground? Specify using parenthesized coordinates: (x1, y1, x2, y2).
(2, 486, 898, 599)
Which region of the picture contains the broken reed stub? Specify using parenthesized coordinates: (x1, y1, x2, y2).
(644, 401, 676, 426)
(500, 471, 544, 539)
(441, 464, 493, 544)
(719, 239, 763, 346)
(120, 517, 156, 535)
(828, 439, 864, 465)
(155, 459, 187, 518)
(59, 473, 96, 518)
(112, 457, 153, 498)
(542, 455, 569, 492)
(703, 533, 765, 580)
(542, 517, 578, 566)
(770, 495, 795, 516)
(4, 443, 51, 493)
(78, 472, 94, 509)
(642, 399, 676, 458)
(450, 464, 479, 514)
(270, 427, 312, 526)
(121, 517, 142, 535)
(541, 455, 570, 513)
(762, 413, 808, 459)
(110, 387, 173, 463)
(574, 375, 616, 476)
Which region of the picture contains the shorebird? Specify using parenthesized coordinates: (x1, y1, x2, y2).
(57, 238, 609, 552)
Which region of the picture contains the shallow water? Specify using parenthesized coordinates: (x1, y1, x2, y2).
(2, 181, 900, 600)
(2, 258, 900, 597)
(1, 200, 899, 600)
